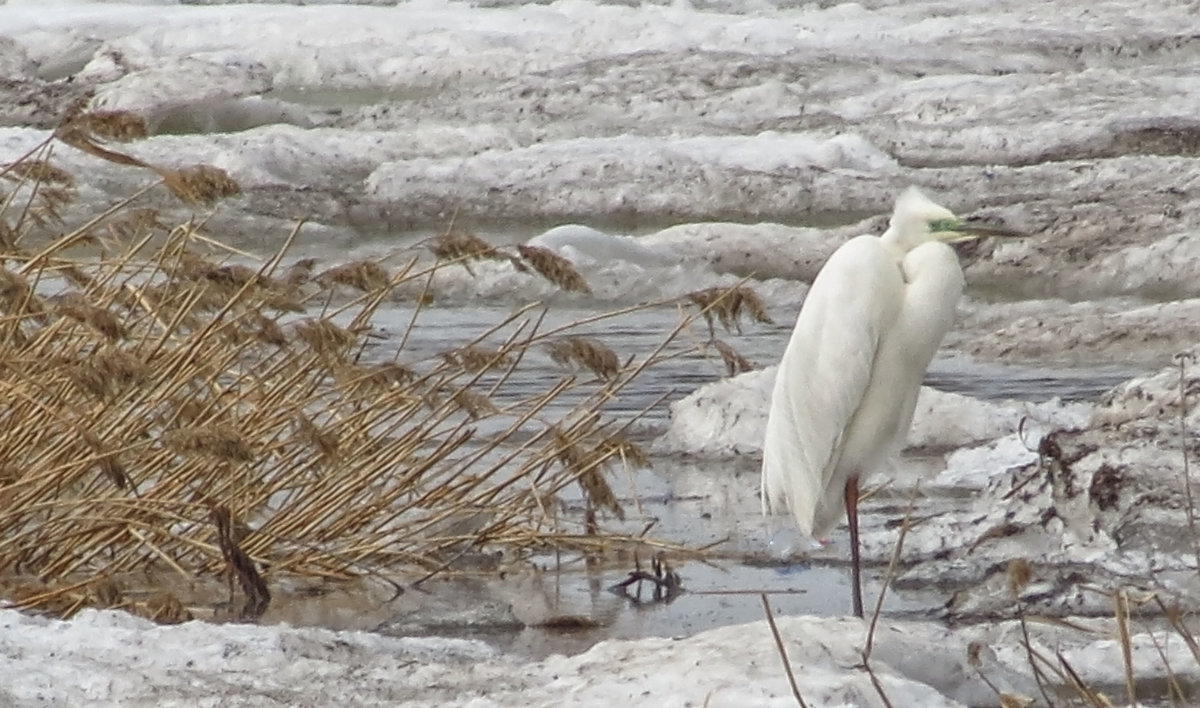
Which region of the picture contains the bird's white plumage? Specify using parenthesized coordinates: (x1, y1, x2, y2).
(761, 187, 967, 538)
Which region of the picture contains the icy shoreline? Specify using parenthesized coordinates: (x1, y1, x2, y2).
(6, 602, 1198, 707)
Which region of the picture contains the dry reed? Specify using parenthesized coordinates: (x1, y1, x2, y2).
(317, 260, 391, 292)
(211, 505, 270, 621)
(547, 336, 621, 380)
(688, 284, 773, 336)
(0, 119, 709, 623)
(157, 165, 242, 207)
(442, 345, 512, 373)
(709, 338, 753, 377)
(517, 244, 592, 294)
(163, 425, 256, 463)
(430, 230, 504, 262)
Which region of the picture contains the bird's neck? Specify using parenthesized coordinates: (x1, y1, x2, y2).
(879, 227, 910, 257)
(880, 224, 929, 254)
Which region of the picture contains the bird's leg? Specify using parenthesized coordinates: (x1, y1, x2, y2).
(844, 476, 864, 618)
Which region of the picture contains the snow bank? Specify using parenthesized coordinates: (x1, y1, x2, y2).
(8, 606, 1199, 707)
(0, 608, 1008, 707)
(654, 365, 1085, 460)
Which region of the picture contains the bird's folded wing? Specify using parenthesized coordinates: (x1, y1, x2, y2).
(761, 236, 903, 537)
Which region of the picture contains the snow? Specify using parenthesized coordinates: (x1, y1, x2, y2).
(655, 367, 1089, 459)
(8, 605, 1200, 707)
(0, 608, 1043, 707)
(4, 0, 1200, 703)
(5, 0, 1200, 270)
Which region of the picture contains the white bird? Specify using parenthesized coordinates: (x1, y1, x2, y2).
(761, 187, 1019, 618)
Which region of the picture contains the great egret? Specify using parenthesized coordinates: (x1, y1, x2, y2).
(761, 187, 1019, 618)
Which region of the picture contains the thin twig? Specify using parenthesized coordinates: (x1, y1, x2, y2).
(1176, 352, 1200, 577)
(1018, 608, 1059, 707)
(863, 482, 920, 659)
(858, 654, 895, 708)
(760, 593, 809, 708)
(1113, 588, 1136, 707)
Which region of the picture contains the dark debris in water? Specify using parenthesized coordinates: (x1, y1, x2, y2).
(609, 554, 682, 605)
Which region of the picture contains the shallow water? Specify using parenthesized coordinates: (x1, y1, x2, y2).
(267, 292, 1131, 658)
(4, 2, 1200, 703)
(272, 260, 1137, 658)
(368, 296, 1132, 430)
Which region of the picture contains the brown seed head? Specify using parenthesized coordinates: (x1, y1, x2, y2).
(294, 414, 340, 460)
(294, 319, 356, 359)
(452, 388, 499, 420)
(517, 245, 591, 294)
(160, 165, 241, 207)
(430, 231, 503, 262)
(162, 424, 255, 463)
(592, 434, 650, 469)
(0, 268, 46, 319)
(3, 159, 76, 187)
(317, 260, 391, 293)
(349, 362, 416, 390)
(709, 338, 752, 377)
(70, 110, 149, 142)
(68, 348, 150, 400)
(546, 336, 620, 380)
(53, 292, 127, 343)
(1006, 558, 1032, 597)
(284, 258, 318, 286)
(551, 429, 623, 520)
(442, 345, 511, 373)
(688, 285, 772, 335)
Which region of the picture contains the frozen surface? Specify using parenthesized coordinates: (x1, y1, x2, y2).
(0, 4, 1196, 260)
(4, 0, 1200, 705)
(3, 0, 1200, 363)
(656, 366, 1091, 458)
(8, 606, 1200, 708)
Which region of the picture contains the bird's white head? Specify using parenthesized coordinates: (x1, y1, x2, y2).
(882, 186, 1022, 252)
(881, 187, 958, 251)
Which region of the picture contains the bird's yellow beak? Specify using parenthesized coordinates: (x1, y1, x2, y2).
(929, 218, 1026, 243)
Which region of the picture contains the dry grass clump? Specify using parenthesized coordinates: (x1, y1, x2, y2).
(0, 107, 712, 622)
(688, 284, 773, 336)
